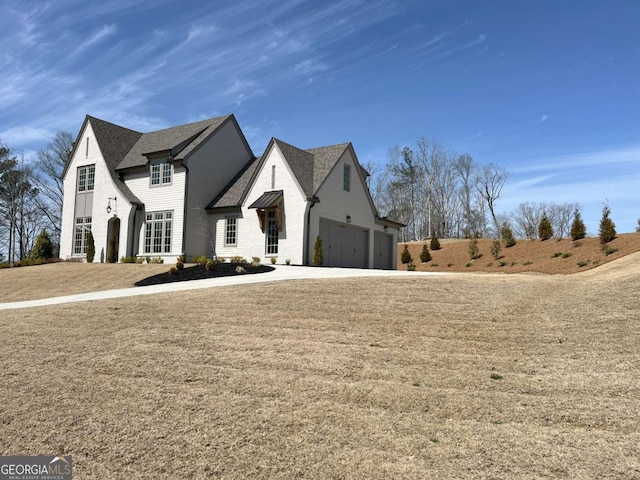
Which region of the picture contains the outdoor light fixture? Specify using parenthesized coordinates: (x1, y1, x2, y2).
(384, 225, 388, 233)
(346, 215, 351, 224)
(106, 196, 117, 214)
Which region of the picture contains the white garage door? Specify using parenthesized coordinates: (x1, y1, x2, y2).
(373, 232, 393, 270)
(319, 218, 368, 268)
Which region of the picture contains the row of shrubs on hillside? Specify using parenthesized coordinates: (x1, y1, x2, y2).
(401, 203, 621, 267)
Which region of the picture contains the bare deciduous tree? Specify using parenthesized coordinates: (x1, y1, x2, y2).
(476, 163, 509, 237)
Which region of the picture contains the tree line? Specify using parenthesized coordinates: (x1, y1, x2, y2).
(0, 132, 72, 263)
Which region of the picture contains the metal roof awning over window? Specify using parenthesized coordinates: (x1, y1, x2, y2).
(249, 190, 284, 232)
(248, 190, 283, 209)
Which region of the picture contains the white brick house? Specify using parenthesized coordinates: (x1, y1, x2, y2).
(60, 115, 402, 268)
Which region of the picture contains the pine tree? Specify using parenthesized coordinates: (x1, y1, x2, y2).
(29, 229, 54, 260)
(401, 244, 412, 264)
(490, 240, 502, 259)
(86, 231, 95, 263)
(420, 243, 431, 263)
(599, 203, 616, 244)
(500, 223, 516, 248)
(468, 236, 480, 260)
(313, 236, 324, 266)
(538, 214, 553, 240)
(430, 233, 441, 251)
(570, 207, 586, 241)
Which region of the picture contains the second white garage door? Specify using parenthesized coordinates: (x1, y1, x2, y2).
(319, 218, 368, 268)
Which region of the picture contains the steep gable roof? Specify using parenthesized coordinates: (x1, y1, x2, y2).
(273, 138, 315, 198)
(206, 157, 260, 209)
(87, 116, 144, 205)
(305, 142, 350, 193)
(116, 115, 232, 170)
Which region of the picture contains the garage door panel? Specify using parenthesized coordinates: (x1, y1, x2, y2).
(319, 218, 368, 268)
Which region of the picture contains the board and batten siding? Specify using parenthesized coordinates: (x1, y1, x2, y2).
(124, 164, 186, 261)
(183, 119, 253, 259)
(240, 143, 308, 265)
(60, 120, 135, 261)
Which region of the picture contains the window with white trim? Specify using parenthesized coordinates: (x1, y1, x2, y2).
(144, 211, 172, 253)
(73, 217, 92, 254)
(151, 161, 172, 186)
(343, 164, 351, 192)
(266, 211, 278, 255)
(225, 218, 237, 246)
(77, 165, 95, 192)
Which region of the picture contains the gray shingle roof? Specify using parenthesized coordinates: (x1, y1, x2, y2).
(305, 142, 350, 193)
(273, 139, 315, 197)
(88, 116, 144, 205)
(206, 157, 260, 209)
(116, 115, 231, 170)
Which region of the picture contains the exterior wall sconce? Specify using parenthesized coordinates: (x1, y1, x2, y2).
(384, 225, 388, 233)
(106, 196, 117, 214)
(346, 215, 351, 224)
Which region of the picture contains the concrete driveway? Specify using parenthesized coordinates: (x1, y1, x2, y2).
(0, 266, 452, 310)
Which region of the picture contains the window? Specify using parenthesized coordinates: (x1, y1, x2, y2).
(144, 211, 172, 253)
(151, 161, 172, 186)
(77, 165, 95, 192)
(225, 218, 237, 246)
(343, 164, 351, 192)
(266, 211, 278, 255)
(73, 217, 92, 254)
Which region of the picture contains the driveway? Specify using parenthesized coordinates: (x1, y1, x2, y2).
(0, 266, 451, 310)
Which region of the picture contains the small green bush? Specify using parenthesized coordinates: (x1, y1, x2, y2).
(468, 236, 480, 260)
(577, 261, 588, 268)
(447, 263, 453, 267)
(523, 260, 533, 266)
(490, 240, 502, 260)
(465, 262, 472, 268)
(430, 233, 441, 251)
(538, 214, 553, 240)
(431, 263, 439, 267)
(407, 262, 416, 271)
(177, 254, 186, 263)
(313, 236, 324, 266)
(570, 207, 586, 240)
(230, 255, 246, 264)
(420, 243, 431, 263)
(29, 229, 54, 260)
(252, 256, 261, 264)
(562, 253, 572, 259)
(490, 373, 503, 381)
(193, 255, 209, 266)
(270, 257, 277, 265)
(551, 252, 562, 258)
(498, 261, 507, 267)
(285, 259, 291, 265)
(169, 266, 177, 275)
(205, 260, 214, 271)
(603, 246, 618, 256)
(148, 257, 163, 264)
(501, 223, 516, 248)
(401, 244, 412, 264)
(176, 261, 184, 270)
(486, 262, 493, 267)
(599, 203, 616, 244)
(120, 256, 138, 263)
(86, 231, 95, 263)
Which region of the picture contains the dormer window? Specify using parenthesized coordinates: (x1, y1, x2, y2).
(151, 161, 172, 186)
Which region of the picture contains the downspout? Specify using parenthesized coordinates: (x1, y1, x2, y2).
(305, 196, 319, 266)
(182, 161, 189, 258)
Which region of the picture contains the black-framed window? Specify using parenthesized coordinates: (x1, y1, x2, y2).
(225, 218, 237, 246)
(343, 164, 351, 192)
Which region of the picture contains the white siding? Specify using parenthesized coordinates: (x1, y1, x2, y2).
(184, 120, 253, 258)
(60, 120, 135, 261)
(210, 214, 246, 260)
(240, 144, 308, 265)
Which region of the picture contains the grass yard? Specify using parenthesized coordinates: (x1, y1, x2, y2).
(0, 254, 639, 478)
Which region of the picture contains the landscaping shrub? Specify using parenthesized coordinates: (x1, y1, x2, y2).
(401, 244, 412, 264)
(205, 260, 214, 271)
(148, 257, 163, 264)
(29, 229, 54, 260)
(407, 262, 416, 271)
(570, 207, 586, 240)
(177, 254, 186, 263)
(490, 240, 502, 259)
(313, 236, 323, 266)
(169, 266, 177, 275)
(538, 214, 553, 241)
(501, 223, 516, 248)
(562, 253, 572, 259)
(430, 233, 441, 251)
(599, 203, 616, 244)
(270, 257, 277, 265)
(577, 261, 588, 268)
(86, 231, 95, 263)
(285, 259, 291, 265)
(176, 260, 184, 270)
(604, 246, 618, 256)
(252, 256, 261, 264)
(230, 255, 246, 264)
(420, 243, 431, 263)
(468, 236, 480, 260)
(193, 255, 209, 266)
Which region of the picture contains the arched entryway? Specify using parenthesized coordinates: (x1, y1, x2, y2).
(106, 216, 121, 263)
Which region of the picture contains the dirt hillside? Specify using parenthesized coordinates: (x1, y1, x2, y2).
(397, 232, 640, 274)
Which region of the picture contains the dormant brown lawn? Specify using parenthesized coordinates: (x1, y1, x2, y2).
(1, 254, 639, 478)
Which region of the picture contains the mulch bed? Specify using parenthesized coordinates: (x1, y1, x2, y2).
(134, 263, 275, 286)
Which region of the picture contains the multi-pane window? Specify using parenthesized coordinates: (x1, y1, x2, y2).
(144, 211, 172, 254)
(77, 165, 95, 192)
(343, 164, 351, 192)
(73, 217, 92, 254)
(225, 218, 237, 246)
(266, 211, 278, 255)
(151, 162, 172, 186)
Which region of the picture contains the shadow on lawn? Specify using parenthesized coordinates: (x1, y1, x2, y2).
(135, 263, 275, 287)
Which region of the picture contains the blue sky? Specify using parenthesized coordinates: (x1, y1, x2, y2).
(2, 0, 638, 233)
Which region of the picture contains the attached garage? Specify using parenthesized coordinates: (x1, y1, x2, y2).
(373, 231, 394, 270)
(319, 218, 368, 268)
